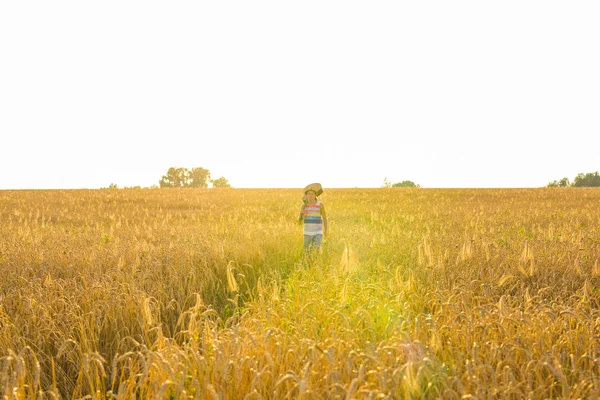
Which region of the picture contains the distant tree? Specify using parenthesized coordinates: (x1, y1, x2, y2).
(159, 167, 188, 188)
(572, 171, 600, 187)
(159, 167, 217, 188)
(108, 183, 118, 189)
(392, 180, 420, 188)
(187, 167, 211, 188)
(547, 177, 570, 187)
(212, 177, 231, 188)
(382, 177, 392, 188)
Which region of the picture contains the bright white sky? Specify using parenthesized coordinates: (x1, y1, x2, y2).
(1, 1, 598, 189)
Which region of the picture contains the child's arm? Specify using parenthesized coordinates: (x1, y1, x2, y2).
(298, 203, 306, 222)
(320, 203, 328, 238)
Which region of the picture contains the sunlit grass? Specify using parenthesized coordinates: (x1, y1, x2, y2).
(1, 188, 599, 398)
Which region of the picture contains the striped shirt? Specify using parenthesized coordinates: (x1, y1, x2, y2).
(303, 202, 323, 235)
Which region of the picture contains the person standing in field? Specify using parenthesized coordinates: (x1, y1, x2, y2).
(298, 184, 328, 251)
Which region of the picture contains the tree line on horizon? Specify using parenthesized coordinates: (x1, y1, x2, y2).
(547, 171, 600, 187)
(108, 170, 600, 190)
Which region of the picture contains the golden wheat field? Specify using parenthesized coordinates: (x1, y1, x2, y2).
(1, 188, 600, 399)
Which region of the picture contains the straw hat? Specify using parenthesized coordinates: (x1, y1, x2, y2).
(303, 183, 323, 196)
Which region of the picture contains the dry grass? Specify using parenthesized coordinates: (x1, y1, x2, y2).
(1, 188, 599, 398)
